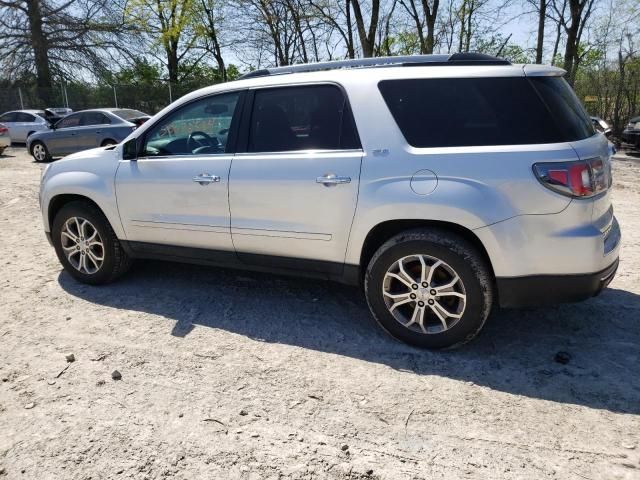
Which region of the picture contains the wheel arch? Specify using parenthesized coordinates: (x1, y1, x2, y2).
(358, 219, 495, 281)
(101, 138, 117, 147)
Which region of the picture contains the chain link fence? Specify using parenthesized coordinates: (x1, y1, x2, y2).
(0, 80, 217, 115)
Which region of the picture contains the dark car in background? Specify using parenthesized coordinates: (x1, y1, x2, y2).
(622, 115, 640, 148)
(27, 108, 150, 161)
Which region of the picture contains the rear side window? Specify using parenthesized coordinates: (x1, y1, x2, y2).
(81, 112, 111, 126)
(114, 109, 146, 120)
(529, 77, 594, 141)
(378, 77, 594, 148)
(16, 112, 36, 122)
(248, 85, 361, 153)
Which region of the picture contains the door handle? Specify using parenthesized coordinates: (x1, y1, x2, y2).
(316, 173, 351, 186)
(192, 173, 220, 185)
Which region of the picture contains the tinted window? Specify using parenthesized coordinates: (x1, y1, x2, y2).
(57, 113, 82, 129)
(248, 85, 360, 152)
(113, 109, 147, 120)
(143, 91, 240, 156)
(0, 112, 17, 122)
(81, 112, 111, 126)
(15, 112, 36, 122)
(378, 77, 593, 148)
(529, 77, 594, 140)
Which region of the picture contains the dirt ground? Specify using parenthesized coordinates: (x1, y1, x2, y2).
(0, 146, 638, 480)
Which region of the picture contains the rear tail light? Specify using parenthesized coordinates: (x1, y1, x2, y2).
(0, 124, 7, 134)
(533, 157, 612, 198)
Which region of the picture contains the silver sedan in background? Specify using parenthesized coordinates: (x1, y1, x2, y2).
(27, 108, 150, 161)
(0, 110, 50, 142)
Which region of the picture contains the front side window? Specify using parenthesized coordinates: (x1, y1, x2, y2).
(57, 113, 82, 129)
(378, 77, 593, 148)
(143, 91, 240, 156)
(248, 84, 360, 153)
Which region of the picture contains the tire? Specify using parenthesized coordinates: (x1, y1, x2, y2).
(101, 139, 117, 147)
(31, 141, 51, 162)
(364, 229, 494, 349)
(0, 147, 5, 156)
(52, 201, 132, 285)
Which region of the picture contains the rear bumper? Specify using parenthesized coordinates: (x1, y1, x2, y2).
(497, 258, 619, 308)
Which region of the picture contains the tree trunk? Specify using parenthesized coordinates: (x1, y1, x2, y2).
(535, 0, 546, 64)
(350, 0, 379, 57)
(167, 42, 179, 84)
(25, 0, 52, 104)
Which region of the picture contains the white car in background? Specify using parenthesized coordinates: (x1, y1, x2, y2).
(0, 110, 50, 143)
(0, 123, 10, 155)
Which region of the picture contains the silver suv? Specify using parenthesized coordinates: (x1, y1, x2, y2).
(39, 53, 621, 349)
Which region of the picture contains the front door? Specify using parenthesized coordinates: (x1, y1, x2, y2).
(115, 90, 243, 252)
(229, 84, 363, 273)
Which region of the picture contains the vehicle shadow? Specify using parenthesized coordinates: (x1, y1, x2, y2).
(58, 260, 640, 414)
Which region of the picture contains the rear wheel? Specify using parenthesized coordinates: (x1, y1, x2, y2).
(52, 201, 132, 284)
(31, 141, 50, 162)
(364, 229, 494, 349)
(101, 139, 117, 147)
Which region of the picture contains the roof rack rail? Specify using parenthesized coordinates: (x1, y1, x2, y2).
(238, 53, 510, 79)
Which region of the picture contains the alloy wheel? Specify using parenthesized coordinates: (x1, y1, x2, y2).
(382, 254, 467, 334)
(60, 216, 105, 274)
(33, 143, 46, 161)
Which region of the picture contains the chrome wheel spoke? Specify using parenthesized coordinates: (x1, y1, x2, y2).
(435, 274, 460, 291)
(436, 290, 465, 299)
(426, 260, 443, 286)
(433, 300, 463, 319)
(429, 302, 449, 330)
(390, 297, 414, 312)
(397, 259, 415, 285)
(385, 272, 413, 289)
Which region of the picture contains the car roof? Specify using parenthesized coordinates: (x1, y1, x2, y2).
(172, 54, 565, 106)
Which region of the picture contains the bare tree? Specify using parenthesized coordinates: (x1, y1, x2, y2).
(399, 0, 440, 53)
(350, 0, 380, 57)
(0, 0, 130, 102)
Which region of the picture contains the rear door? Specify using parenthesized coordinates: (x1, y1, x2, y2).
(78, 111, 112, 150)
(229, 84, 363, 274)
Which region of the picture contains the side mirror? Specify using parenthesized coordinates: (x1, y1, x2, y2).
(123, 138, 138, 160)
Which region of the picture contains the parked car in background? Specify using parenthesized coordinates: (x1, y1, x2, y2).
(43, 107, 72, 126)
(27, 108, 148, 161)
(622, 115, 640, 148)
(0, 110, 49, 142)
(591, 116, 612, 137)
(0, 123, 10, 155)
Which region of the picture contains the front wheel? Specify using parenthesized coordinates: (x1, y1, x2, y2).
(31, 141, 50, 162)
(364, 229, 494, 349)
(52, 201, 132, 284)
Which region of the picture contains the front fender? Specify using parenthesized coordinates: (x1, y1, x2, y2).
(40, 170, 125, 239)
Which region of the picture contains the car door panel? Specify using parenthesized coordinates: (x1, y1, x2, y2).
(229, 150, 362, 267)
(116, 155, 234, 250)
(228, 84, 363, 272)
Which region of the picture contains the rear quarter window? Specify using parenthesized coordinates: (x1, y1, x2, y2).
(378, 77, 594, 148)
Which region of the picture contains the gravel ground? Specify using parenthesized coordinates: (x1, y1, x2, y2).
(0, 146, 639, 480)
